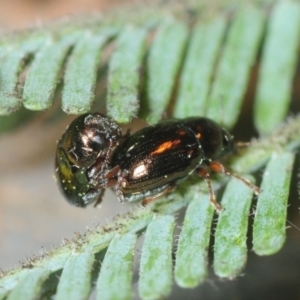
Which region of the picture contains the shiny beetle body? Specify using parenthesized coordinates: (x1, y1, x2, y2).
(55, 113, 122, 207)
(56, 113, 259, 211)
(110, 117, 234, 204)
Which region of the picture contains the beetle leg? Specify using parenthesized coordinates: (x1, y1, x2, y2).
(89, 141, 119, 183)
(81, 187, 105, 207)
(116, 189, 125, 202)
(93, 165, 121, 192)
(93, 189, 105, 207)
(113, 169, 129, 203)
(114, 177, 129, 202)
(105, 165, 121, 179)
(102, 140, 115, 170)
(141, 184, 176, 206)
(197, 167, 223, 212)
(209, 161, 260, 195)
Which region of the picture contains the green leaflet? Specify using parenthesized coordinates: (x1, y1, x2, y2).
(253, 152, 295, 255)
(214, 176, 255, 278)
(254, 1, 300, 134)
(175, 194, 214, 287)
(62, 29, 117, 114)
(143, 19, 188, 124)
(96, 233, 137, 300)
(55, 250, 95, 300)
(139, 216, 175, 300)
(23, 33, 81, 110)
(107, 27, 148, 123)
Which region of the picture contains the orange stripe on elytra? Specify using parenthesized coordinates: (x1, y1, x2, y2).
(151, 140, 181, 155)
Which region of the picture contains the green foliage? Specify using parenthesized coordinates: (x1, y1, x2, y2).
(55, 250, 94, 299)
(254, 1, 300, 133)
(62, 29, 116, 114)
(174, 17, 226, 118)
(206, 6, 265, 128)
(214, 176, 255, 278)
(175, 194, 213, 287)
(139, 216, 175, 299)
(107, 27, 147, 122)
(143, 20, 188, 124)
(1, 0, 300, 299)
(96, 234, 137, 300)
(253, 152, 295, 255)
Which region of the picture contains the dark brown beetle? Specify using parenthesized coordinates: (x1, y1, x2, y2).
(108, 117, 259, 211)
(55, 114, 259, 211)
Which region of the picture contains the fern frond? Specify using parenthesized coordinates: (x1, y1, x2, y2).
(1, 0, 300, 299)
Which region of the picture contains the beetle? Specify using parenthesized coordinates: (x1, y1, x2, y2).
(55, 113, 122, 207)
(108, 117, 260, 211)
(55, 114, 260, 211)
